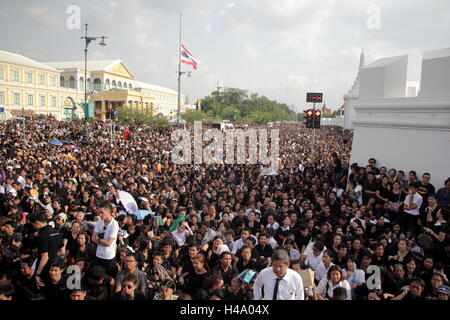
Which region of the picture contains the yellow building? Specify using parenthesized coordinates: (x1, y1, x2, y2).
(45, 59, 187, 120)
(0, 49, 85, 121)
(0, 49, 190, 121)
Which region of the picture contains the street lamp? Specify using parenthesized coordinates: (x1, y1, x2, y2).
(81, 23, 107, 144)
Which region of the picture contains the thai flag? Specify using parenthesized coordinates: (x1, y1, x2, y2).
(181, 43, 198, 70)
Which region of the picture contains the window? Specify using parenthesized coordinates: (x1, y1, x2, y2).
(40, 95, 45, 106)
(123, 82, 127, 90)
(79, 77, 84, 90)
(0, 68, 3, 80)
(118, 81, 122, 89)
(28, 94, 34, 106)
(105, 79, 110, 91)
(111, 80, 116, 89)
(0, 91, 4, 104)
(60, 76, 65, 87)
(14, 93, 20, 105)
(93, 78, 101, 91)
(39, 74, 45, 85)
(50, 76, 56, 87)
(129, 83, 132, 91)
(12, 70, 19, 81)
(69, 76, 75, 89)
(26, 72, 32, 83)
(51, 96, 57, 107)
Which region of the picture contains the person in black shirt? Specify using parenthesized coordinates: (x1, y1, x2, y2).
(254, 232, 273, 259)
(29, 213, 63, 287)
(417, 173, 435, 210)
(335, 243, 349, 269)
(111, 273, 145, 300)
(391, 277, 426, 300)
(13, 257, 39, 300)
(212, 252, 238, 286)
(294, 224, 311, 254)
(180, 254, 209, 298)
(236, 245, 256, 273)
(42, 260, 69, 301)
(362, 173, 378, 205)
(223, 276, 246, 300)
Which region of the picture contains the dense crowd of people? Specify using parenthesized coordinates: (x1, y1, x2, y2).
(0, 117, 449, 301)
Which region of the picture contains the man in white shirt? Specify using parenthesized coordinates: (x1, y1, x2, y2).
(253, 249, 304, 300)
(92, 203, 119, 277)
(232, 228, 252, 254)
(403, 183, 423, 234)
(305, 241, 326, 271)
(171, 221, 194, 247)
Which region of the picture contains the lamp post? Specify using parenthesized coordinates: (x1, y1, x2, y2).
(81, 23, 107, 144)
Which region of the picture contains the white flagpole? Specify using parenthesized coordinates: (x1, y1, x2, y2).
(177, 13, 182, 126)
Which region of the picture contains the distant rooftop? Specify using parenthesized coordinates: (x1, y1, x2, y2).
(0, 49, 58, 72)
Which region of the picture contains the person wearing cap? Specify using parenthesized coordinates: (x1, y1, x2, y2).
(29, 213, 64, 288)
(253, 249, 304, 300)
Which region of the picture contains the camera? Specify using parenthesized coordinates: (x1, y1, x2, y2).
(98, 232, 105, 240)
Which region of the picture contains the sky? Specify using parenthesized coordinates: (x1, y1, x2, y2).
(1, 0, 449, 112)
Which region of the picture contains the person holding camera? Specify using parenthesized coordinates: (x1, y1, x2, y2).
(92, 203, 119, 278)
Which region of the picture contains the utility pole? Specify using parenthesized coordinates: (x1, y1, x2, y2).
(81, 23, 107, 144)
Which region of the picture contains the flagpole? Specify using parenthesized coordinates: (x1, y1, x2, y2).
(177, 13, 182, 126)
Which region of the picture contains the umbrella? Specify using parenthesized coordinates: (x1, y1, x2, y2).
(50, 139, 63, 146)
(117, 191, 138, 214)
(135, 210, 154, 221)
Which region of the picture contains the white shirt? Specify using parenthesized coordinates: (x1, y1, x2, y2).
(171, 228, 190, 247)
(354, 185, 363, 205)
(316, 278, 352, 300)
(404, 193, 423, 216)
(253, 267, 304, 300)
(306, 249, 325, 271)
(232, 235, 258, 254)
(94, 218, 119, 260)
(343, 268, 366, 285)
(269, 237, 278, 249)
(315, 262, 334, 281)
(266, 221, 280, 231)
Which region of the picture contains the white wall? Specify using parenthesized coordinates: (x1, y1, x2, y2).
(351, 96, 450, 188)
(351, 126, 450, 188)
(321, 117, 344, 127)
(420, 48, 450, 97)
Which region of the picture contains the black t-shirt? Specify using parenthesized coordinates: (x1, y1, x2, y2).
(417, 183, 435, 208)
(223, 286, 246, 300)
(254, 243, 273, 259)
(212, 264, 239, 285)
(62, 228, 78, 252)
(42, 275, 70, 300)
(185, 271, 209, 297)
(362, 179, 378, 204)
(236, 258, 256, 274)
(37, 225, 63, 270)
